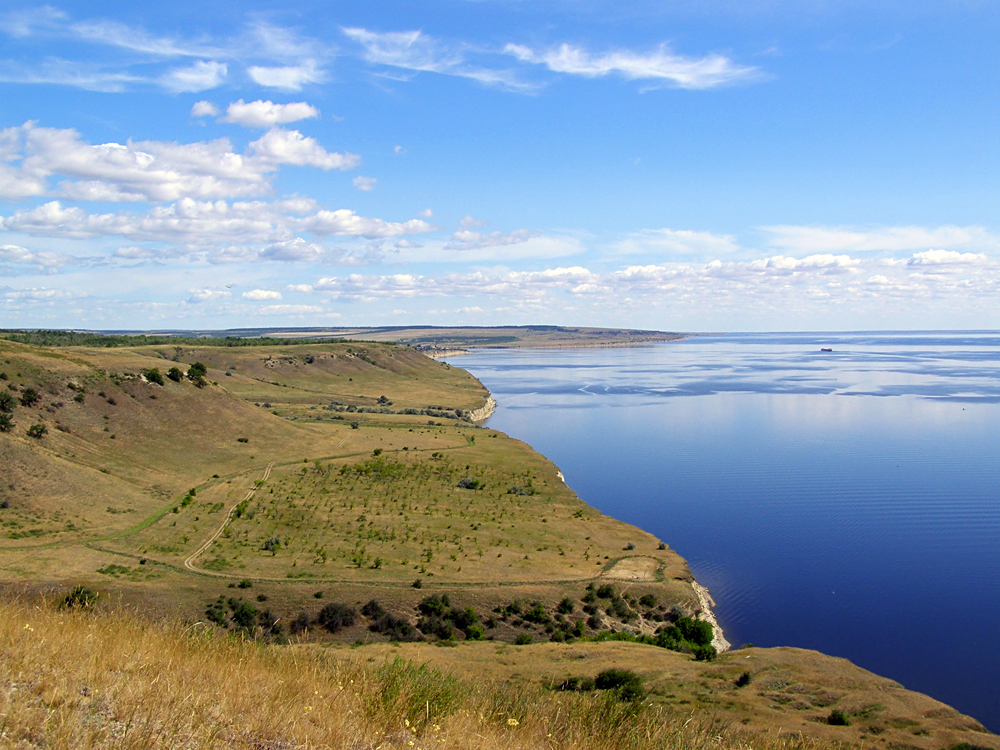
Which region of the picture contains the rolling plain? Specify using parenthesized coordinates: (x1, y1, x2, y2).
(0, 331, 996, 750)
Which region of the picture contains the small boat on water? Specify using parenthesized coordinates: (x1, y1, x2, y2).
(820, 347, 833, 352)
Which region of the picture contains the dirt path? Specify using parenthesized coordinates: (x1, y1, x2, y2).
(183, 462, 274, 574)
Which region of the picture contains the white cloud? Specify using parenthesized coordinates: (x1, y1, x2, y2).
(242, 289, 282, 300)
(419, 208, 433, 218)
(612, 228, 741, 257)
(298, 209, 434, 238)
(260, 237, 327, 262)
(186, 288, 231, 303)
(248, 61, 325, 91)
(343, 27, 532, 91)
(191, 100, 219, 118)
(160, 60, 228, 93)
(460, 214, 488, 229)
(0, 243, 74, 270)
(2, 199, 436, 252)
(394, 145, 406, 155)
(907, 249, 987, 266)
(761, 224, 995, 254)
(353, 175, 377, 191)
(446, 228, 535, 250)
(250, 128, 359, 170)
(504, 43, 758, 89)
(222, 99, 320, 128)
(0, 122, 358, 202)
(0, 58, 141, 92)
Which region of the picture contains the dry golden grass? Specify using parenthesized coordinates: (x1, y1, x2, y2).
(0, 596, 837, 750)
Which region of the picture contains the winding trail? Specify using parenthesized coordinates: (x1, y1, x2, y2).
(184, 462, 274, 574)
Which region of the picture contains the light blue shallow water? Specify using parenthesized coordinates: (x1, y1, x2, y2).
(448, 332, 1000, 731)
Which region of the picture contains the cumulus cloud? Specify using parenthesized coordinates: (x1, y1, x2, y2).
(242, 288, 282, 300)
(0, 243, 74, 271)
(260, 237, 327, 262)
(160, 60, 227, 92)
(191, 100, 219, 118)
(353, 175, 376, 191)
(2, 199, 436, 252)
(186, 288, 231, 303)
(504, 43, 758, 89)
(298, 209, 434, 238)
(907, 249, 987, 266)
(222, 99, 319, 128)
(0, 122, 358, 203)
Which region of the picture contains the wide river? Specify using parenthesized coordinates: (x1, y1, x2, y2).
(448, 332, 1000, 732)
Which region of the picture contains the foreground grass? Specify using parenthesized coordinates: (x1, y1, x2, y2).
(0, 597, 830, 750)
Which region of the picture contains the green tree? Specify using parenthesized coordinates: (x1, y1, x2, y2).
(142, 367, 164, 385)
(0, 391, 14, 413)
(166, 367, 183, 382)
(26, 423, 47, 439)
(19, 387, 40, 407)
(0, 413, 12, 433)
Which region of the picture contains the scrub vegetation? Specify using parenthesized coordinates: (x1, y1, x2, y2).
(0, 330, 996, 749)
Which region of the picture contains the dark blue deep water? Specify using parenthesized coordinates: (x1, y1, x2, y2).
(448, 332, 1000, 732)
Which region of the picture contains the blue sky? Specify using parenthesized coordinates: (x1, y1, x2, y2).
(2, 1, 1000, 331)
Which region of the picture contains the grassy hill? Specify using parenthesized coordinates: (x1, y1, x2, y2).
(0, 332, 996, 749)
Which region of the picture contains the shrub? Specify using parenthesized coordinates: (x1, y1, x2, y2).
(514, 633, 533, 645)
(350, 420, 360, 429)
(639, 594, 657, 608)
(457, 477, 481, 490)
(523, 602, 549, 625)
(317, 603, 356, 633)
(675, 616, 714, 646)
(595, 669, 645, 701)
(0, 413, 12, 432)
(371, 613, 420, 641)
(205, 597, 227, 626)
(62, 585, 98, 609)
(290, 611, 310, 634)
(0, 391, 14, 412)
(237, 579, 252, 589)
(449, 606, 478, 630)
(693, 644, 717, 661)
(464, 624, 484, 640)
(735, 671, 752, 688)
(416, 615, 453, 640)
(19, 387, 40, 407)
(557, 597, 575, 614)
(187, 362, 207, 379)
(624, 542, 636, 550)
(418, 594, 450, 616)
(166, 367, 183, 382)
(26, 423, 47, 439)
(558, 676, 596, 692)
(596, 584, 616, 599)
(412, 578, 423, 589)
(143, 368, 164, 385)
(230, 601, 258, 629)
(361, 599, 385, 618)
(262, 536, 281, 553)
(828, 709, 850, 726)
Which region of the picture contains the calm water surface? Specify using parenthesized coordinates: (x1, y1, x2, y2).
(448, 332, 1000, 731)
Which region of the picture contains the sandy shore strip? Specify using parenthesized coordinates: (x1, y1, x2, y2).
(692, 581, 731, 653)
